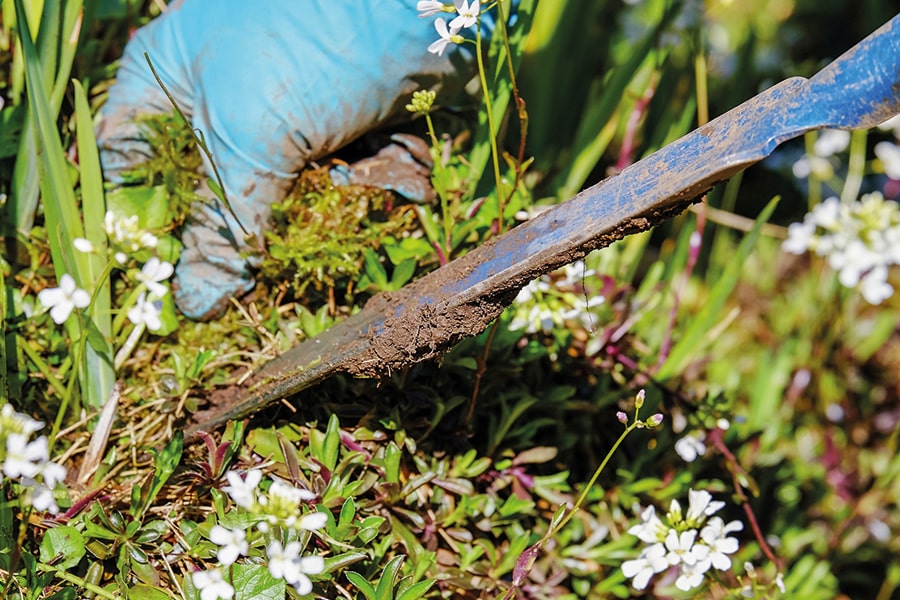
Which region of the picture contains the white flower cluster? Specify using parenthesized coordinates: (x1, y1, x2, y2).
(508, 260, 605, 334)
(791, 129, 850, 180)
(418, 0, 481, 56)
(623, 489, 743, 592)
(39, 212, 173, 332)
(103, 210, 158, 265)
(0, 404, 67, 514)
(783, 192, 900, 304)
(191, 469, 327, 599)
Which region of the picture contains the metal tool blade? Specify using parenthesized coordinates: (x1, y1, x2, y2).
(187, 14, 900, 436)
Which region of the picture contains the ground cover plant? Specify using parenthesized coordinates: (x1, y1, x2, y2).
(1, 0, 899, 598)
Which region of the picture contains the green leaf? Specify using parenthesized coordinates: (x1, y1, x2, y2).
(127, 585, 171, 600)
(375, 555, 405, 600)
(105, 186, 171, 230)
(396, 579, 434, 600)
(309, 413, 341, 473)
(346, 571, 376, 600)
(39, 526, 85, 570)
(132, 431, 183, 519)
(363, 248, 389, 288)
(232, 563, 285, 600)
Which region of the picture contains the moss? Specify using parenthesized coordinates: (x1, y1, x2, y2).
(258, 166, 411, 305)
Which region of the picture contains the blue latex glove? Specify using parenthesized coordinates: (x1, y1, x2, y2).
(97, 0, 501, 319)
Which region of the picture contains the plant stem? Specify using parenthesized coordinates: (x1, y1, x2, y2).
(554, 420, 638, 534)
(37, 563, 119, 599)
(475, 24, 505, 233)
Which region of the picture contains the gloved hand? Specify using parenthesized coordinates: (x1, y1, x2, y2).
(97, 0, 501, 319)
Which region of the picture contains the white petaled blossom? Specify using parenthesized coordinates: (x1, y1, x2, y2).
(135, 257, 174, 297)
(878, 114, 900, 139)
(209, 525, 248, 566)
(192, 568, 234, 600)
(37, 274, 91, 325)
(73, 238, 95, 253)
(783, 192, 900, 304)
(875, 141, 900, 180)
(267, 541, 325, 594)
(222, 469, 262, 509)
(700, 516, 744, 570)
(128, 293, 164, 332)
(792, 128, 848, 180)
(674, 431, 707, 462)
(813, 129, 850, 157)
(628, 506, 668, 544)
(22, 478, 59, 514)
(0, 408, 67, 514)
(0, 404, 43, 436)
(4, 433, 49, 479)
(623, 489, 742, 592)
(508, 260, 604, 334)
(417, 0, 450, 17)
(621, 543, 668, 590)
(257, 477, 321, 531)
(449, 0, 480, 29)
(427, 18, 464, 56)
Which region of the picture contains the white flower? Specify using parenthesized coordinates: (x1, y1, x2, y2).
(875, 141, 900, 179)
(209, 525, 248, 566)
(104, 210, 158, 258)
(417, 0, 447, 17)
(686, 488, 724, 524)
(622, 542, 667, 590)
(813, 129, 850, 157)
(4, 434, 49, 480)
(783, 221, 815, 255)
(266, 542, 324, 593)
(449, 0, 480, 29)
(859, 265, 893, 304)
(792, 155, 833, 179)
(73, 238, 95, 253)
(192, 568, 234, 600)
(700, 516, 743, 570)
(427, 18, 463, 56)
(21, 478, 59, 514)
(267, 540, 301, 581)
(135, 257, 174, 297)
(628, 505, 667, 544)
(775, 572, 786, 593)
(38, 274, 91, 324)
(222, 469, 262, 509)
(39, 459, 67, 488)
(674, 432, 706, 462)
(127, 293, 163, 331)
(257, 478, 320, 531)
(878, 114, 900, 138)
(0, 404, 44, 436)
(782, 193, 899, 304)
(297, 511, 328, 531)
(675, 555, 712, 591)
(664, 528, 703, 566)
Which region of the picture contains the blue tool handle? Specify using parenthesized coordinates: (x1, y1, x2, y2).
(187, 13, 900, 436)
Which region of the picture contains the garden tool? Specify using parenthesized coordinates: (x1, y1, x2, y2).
(186, 14, 900, 437)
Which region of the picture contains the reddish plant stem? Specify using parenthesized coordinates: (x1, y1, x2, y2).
(615, 82, 657, 172)
(708, 428, 782, 569)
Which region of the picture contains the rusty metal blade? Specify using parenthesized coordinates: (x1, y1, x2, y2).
(187, 15, 900, 437)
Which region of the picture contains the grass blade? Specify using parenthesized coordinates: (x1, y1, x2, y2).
(657, 197, 780, 379)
